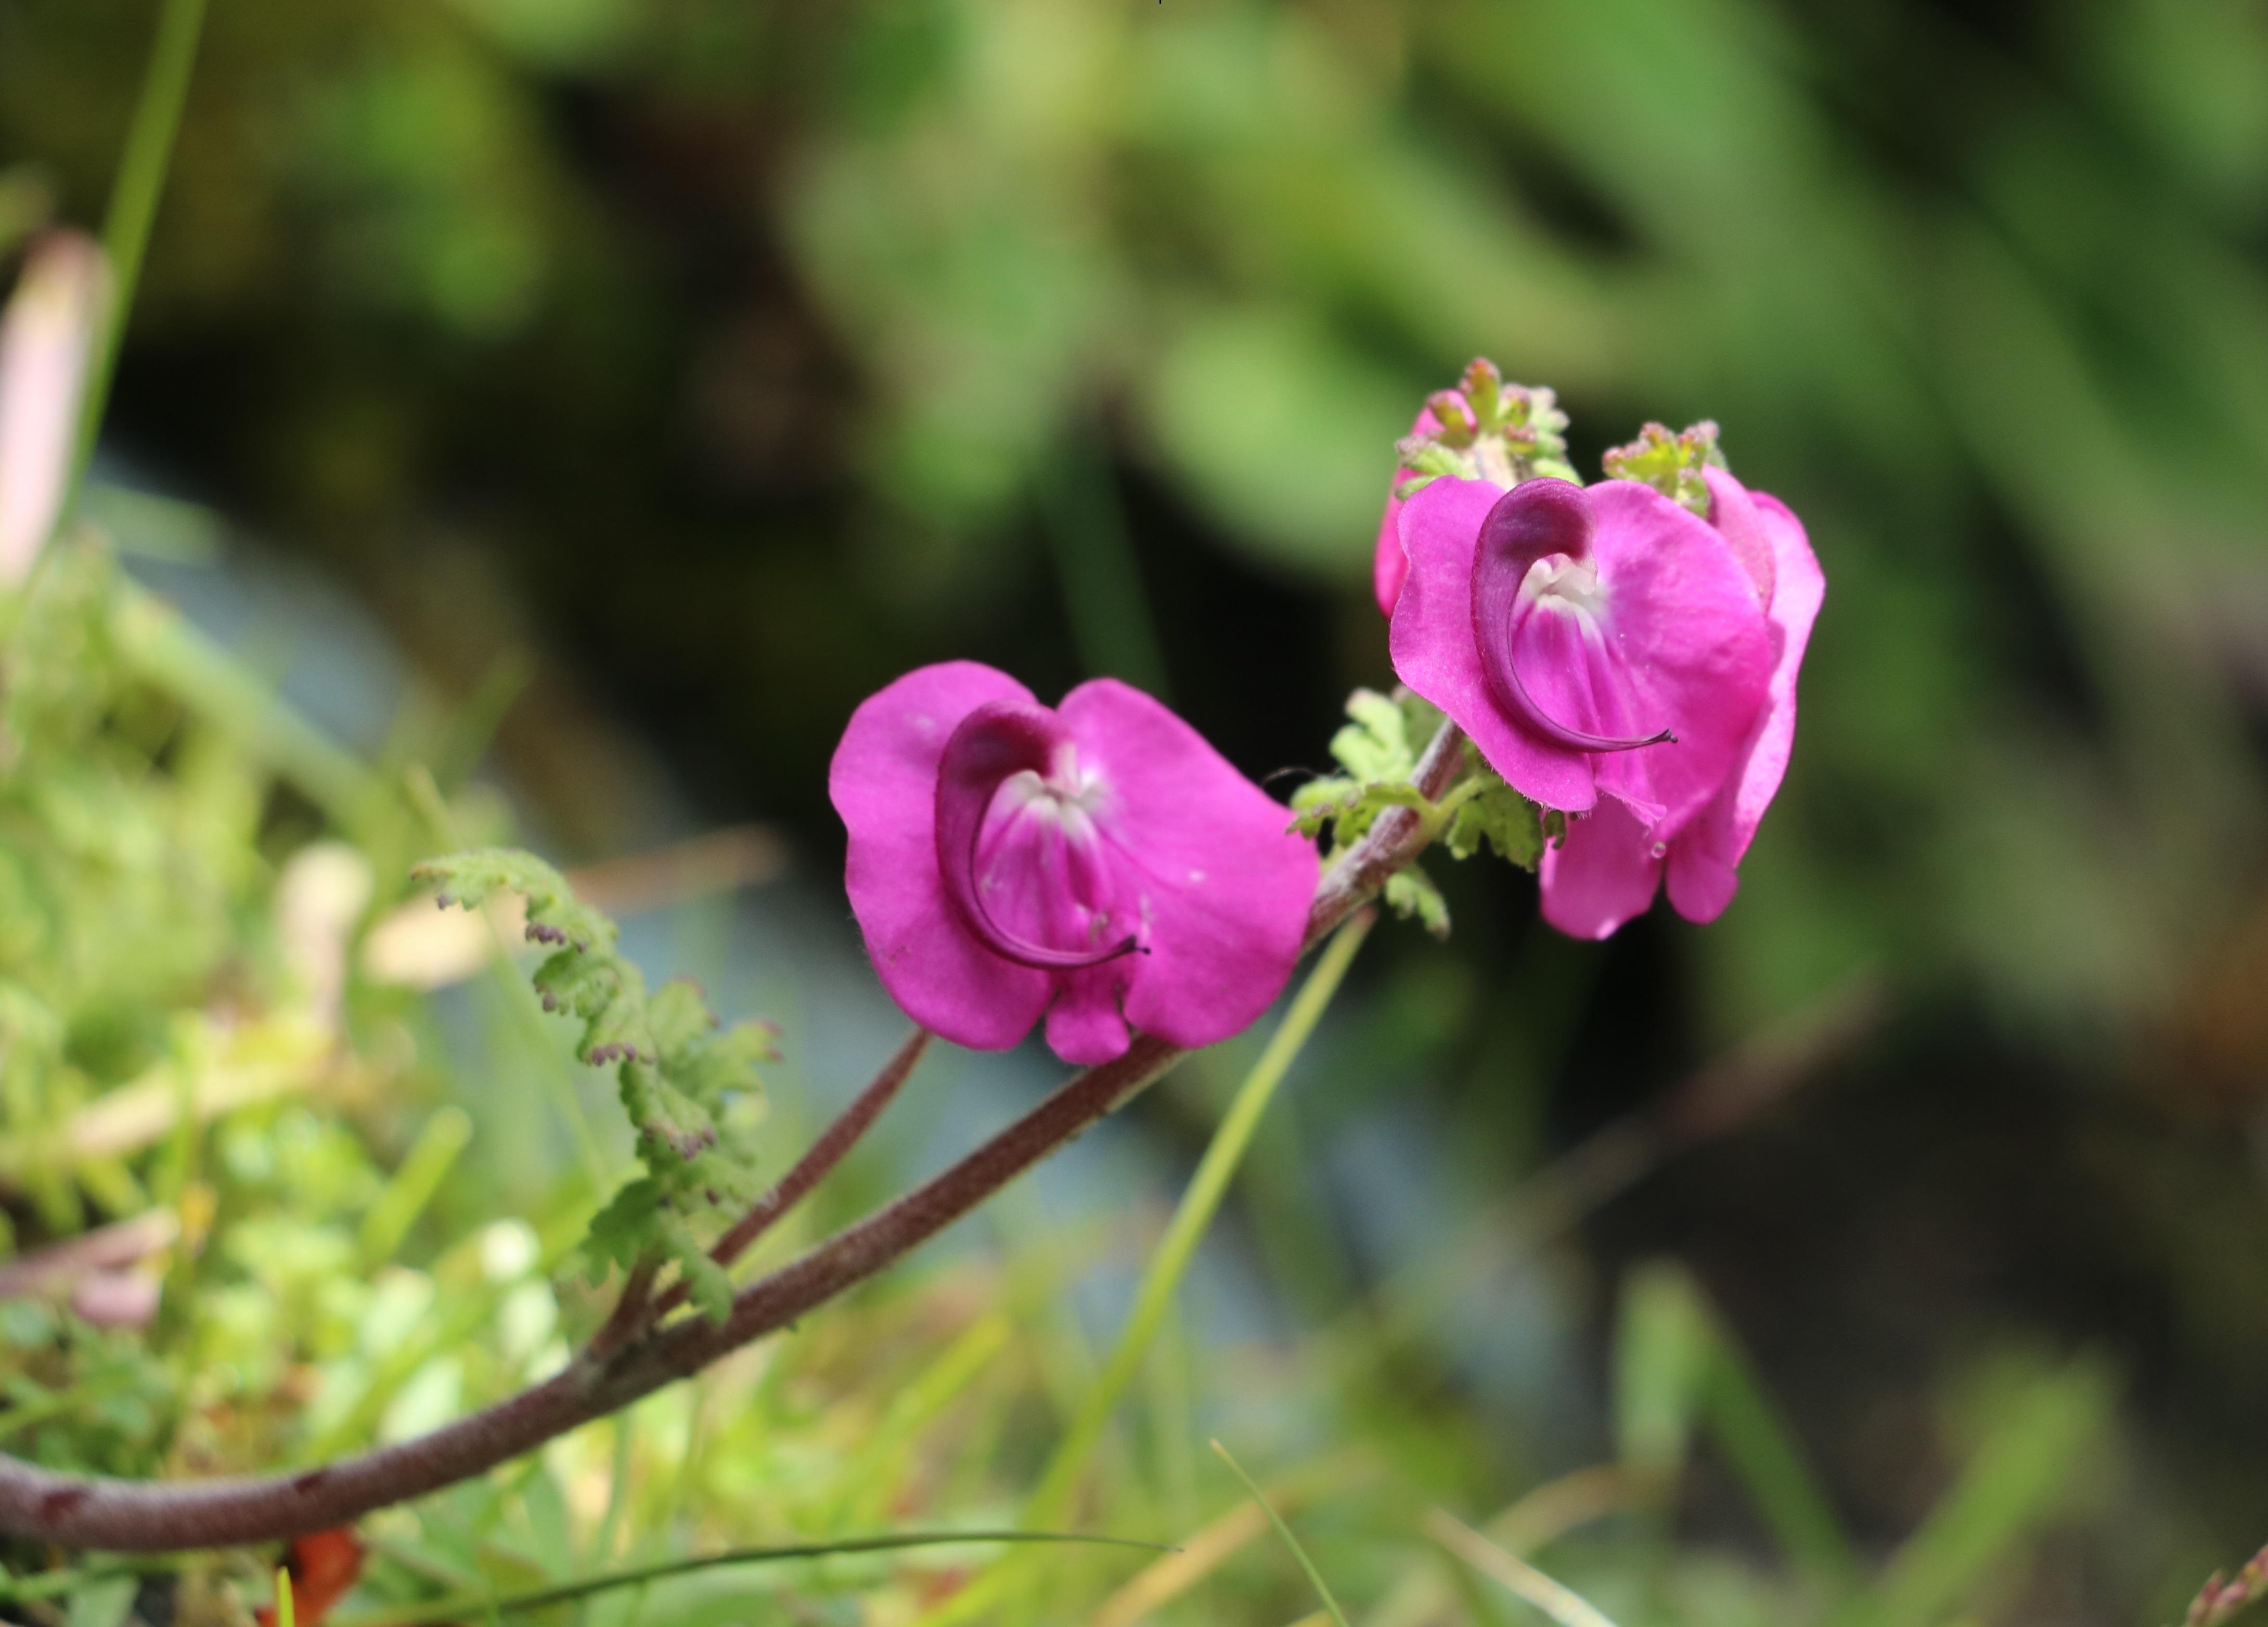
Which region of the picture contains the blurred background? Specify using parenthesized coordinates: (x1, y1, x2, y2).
(4, 0, 2268, 1622)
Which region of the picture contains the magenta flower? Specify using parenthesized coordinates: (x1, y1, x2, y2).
(1390, 471, 1774, 823)
(1538, 468, 1823, 936)
(830, 662, 1319, 1064)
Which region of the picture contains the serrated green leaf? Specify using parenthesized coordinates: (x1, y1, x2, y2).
(585, 1178, 665, 1280)
(1383, 867, 1450, 940)
(678, 1251, 734, 1323)
(1446, 780, 1545, 870)
(531, 949, 618, 1019)
(415, 848, 617, 953)
(669, 1020, 778, 1101)
(1329, 688, 1414, 783)
(580, 983, 655, 1068)
(417, 847, 770, 1322)
(1301, 687, 1463, 861)
(1290, 774, 1360, 821)
(645, 977, 717, 1063)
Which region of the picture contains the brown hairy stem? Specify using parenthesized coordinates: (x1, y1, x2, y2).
(0, 724, 1463, 1552)
(648, 1026, 931, 1322)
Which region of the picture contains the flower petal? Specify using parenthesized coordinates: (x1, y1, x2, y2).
(1058, 678, 1317, 1051)
(1045, 965, 1135, 1065)
(1372, 491, 1409, 617)
(1388, 477, 1597, 813)
(1580, 480, 1774, 838)
(1539, 793, 1664, 940)
(1372, 405, 1439, 617)
(1666, 486, 1824, 923)
(1702, 464, 1775, 606)
(831, 661, 1052, 1050)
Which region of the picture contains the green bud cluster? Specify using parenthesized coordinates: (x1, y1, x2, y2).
(1602, 419, 1726, 515)
(1395, 358, 1579, 496)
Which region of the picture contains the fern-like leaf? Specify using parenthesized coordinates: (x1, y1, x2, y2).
(415, 849, 774, 1322)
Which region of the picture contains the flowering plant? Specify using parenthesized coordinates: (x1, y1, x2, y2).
(0, 330, 1823, 1561)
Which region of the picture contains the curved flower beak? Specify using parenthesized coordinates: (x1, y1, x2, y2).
(1471, 479, 1677, 754)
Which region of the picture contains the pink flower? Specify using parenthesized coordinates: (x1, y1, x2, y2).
(1388, 460, 1814, 939)
(1538, 468, 1823, 936)
(1371, 405, 1439, 617)
(0, 233, 107, 584)
(1391, 471, 1773, 817)
(830, 662, 1319, 1064)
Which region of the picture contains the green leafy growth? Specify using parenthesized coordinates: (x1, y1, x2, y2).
(1292, 689, 1560, 939)
(1395, 357, 1579, 491)
(1383, 867, 1450, 940)
(1290, 688, 1425, 854)
(414, 848, 773, 1322)
(1443, 748, 1547, 872)
(1601, 420, 1725, 514)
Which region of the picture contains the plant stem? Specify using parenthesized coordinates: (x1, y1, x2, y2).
(648, 1027, 929, 1322)
(72, 0, 209, 500)
(1212, 1440, 1351, 1627)
(1023, 910, 1374, 1528)
(329, 1530, 1173, 1627)
(0, 724, 1463, 1552)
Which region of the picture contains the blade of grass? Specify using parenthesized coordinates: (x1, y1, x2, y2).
(1425, 1509, 1618, 1627)
(275, 1565, 296, 1627)
(919, 911, 1375, 1627)
(1026, 909, 1375, 1528)
(329, 1532, 1177, 1627)
(1614, 1263, 1710, 1488)
(71, 0, 208, 498)
(1086, 1454, 1367, 1627)
(1211, 1440, 1350, 1627)
(1870, 1359, 2114, 1627)
(1369, 1466, 1637, 1627)
(359, 1107, 474, 1267)
(1614, 1264, 1860, 1592)
(1702, 1300, 1863, 1593)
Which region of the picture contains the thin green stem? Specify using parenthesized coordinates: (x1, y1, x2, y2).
(1024, 909, 1375, 1527)
(1212, 1439, 1351, 1627)
(328, 1531, 1173, 1627)
(72, 0, 210, 499)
